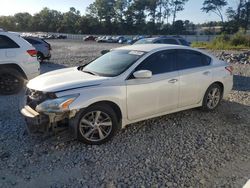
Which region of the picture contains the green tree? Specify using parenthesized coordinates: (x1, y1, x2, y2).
(226, 0, 250, 32)
(14, 13, 32, 31)
(60, 7, 81, 33)
(0, 16, 16, 31)
(87, 0, 116, 33)
(201, 0, 228, 22)
(31, 8, 62, 32)
(170, 0, 189, 24)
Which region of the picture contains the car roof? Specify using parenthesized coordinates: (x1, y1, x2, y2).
(116, 44, 191, 52)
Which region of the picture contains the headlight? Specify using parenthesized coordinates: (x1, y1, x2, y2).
(36, 94, 79, 113)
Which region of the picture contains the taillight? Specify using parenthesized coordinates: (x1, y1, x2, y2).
(225, 66, 233, 75)
(27, 50, 37, 57)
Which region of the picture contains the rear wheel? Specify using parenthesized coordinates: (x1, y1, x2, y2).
(72, 104, 120, 145)
(0, 68, 24, 95)
(201, 83, 223, 111)
(37, 52, 44, 63)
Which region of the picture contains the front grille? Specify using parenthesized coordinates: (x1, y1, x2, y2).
(26, 89, 56, 109)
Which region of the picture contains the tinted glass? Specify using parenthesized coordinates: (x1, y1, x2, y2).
(25, 38, 42, 44)
(177, 50, 211, 70)
(162, 39, 179, 45)
(179, 39, 189, 46)
(134, 38, 154, 44)
(82, 50, 144, 77)
(0, 35, 20, 49)
(135, 50, 176, 75)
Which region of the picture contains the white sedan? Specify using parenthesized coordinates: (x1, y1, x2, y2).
(21, 44, 233, 145)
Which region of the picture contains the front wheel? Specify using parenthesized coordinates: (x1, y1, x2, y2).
(72, 104, 120, 145)
(201, 83, 223, 111)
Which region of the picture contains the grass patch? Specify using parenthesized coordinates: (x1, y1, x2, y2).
(192, 32, 250, 50)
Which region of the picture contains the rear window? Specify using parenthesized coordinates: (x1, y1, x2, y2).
(179, 39, 189, 46)
(25, 38, 42, 45)
(161, 38, 179, 45)
(134, 38, 154, 44)
(0, 35, 20, 49)
(177, 49, 211, 70)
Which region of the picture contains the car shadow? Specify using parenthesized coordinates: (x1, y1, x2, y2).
(233, 75, 250, 92)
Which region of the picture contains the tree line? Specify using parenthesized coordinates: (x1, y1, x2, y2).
(0, 0, 249, 35)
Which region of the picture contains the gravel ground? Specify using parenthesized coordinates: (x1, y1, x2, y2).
(0, 40, 249, 188)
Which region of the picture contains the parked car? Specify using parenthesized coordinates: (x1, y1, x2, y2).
(21, 44, 233, 145)
(118, 36, 128, 44)
(134, 36, 190, 46)
(130, 35, 151, 44)
(0, 30, 40, 95)
(83, 35, 97, 41)
(24, 36, 51, 63)
(96, 36, 107, 43)
(56, 35, 67, 39)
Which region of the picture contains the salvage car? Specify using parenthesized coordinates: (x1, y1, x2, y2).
(21, 44, 233, 145)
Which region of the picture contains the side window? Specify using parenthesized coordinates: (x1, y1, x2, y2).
(135, 50, 176, 75)
(176, 50, 211, 70)
(162, 39, 179, 45)
(0, 35, 20, 49)
(154, 39, 164, 44)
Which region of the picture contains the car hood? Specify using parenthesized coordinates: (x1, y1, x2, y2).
(27, 67, 109, 92)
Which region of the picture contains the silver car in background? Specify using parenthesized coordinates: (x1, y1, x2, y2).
(24, 36, 51, 63)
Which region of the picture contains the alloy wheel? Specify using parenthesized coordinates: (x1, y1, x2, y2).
(79, 111, 113, 142)
(206, 88, 221, 109)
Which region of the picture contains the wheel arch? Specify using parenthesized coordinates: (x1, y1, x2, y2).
(210, 81, 224, 95)
(69, 100, 123, 139)
(0, 63, 27, 79)
(88, 100, 123, 123)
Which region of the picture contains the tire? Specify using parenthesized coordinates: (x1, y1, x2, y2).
(71, 104, 120, 145)
(0, 68, 24, 95)
(37, 52, 44, 63)
(201, 83, 223, 111)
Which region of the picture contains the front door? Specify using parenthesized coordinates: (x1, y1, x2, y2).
(126, 50, 179, 121)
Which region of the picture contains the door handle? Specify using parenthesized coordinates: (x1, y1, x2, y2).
(168, 79, 178, 83)
(203, 71, 211, 75)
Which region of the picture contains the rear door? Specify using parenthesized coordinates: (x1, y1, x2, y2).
(176, 49, 212, 107)
(126, 50, 179, 120)
(0, 34, 20, 63)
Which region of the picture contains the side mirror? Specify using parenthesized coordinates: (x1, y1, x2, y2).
(101, 49, 110, 55)
(133, 70, 152, 79)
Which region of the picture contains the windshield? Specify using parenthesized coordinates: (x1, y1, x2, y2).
(82, 50, 145, 77)
(134, 38, 154, 44)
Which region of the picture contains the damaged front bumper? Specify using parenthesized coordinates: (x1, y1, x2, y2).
(21, 105, 50, 133)
(21, 104, 77, 135)
(20, 89, 79, 135)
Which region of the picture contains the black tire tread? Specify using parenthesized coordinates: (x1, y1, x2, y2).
(0, 68, 24, 95)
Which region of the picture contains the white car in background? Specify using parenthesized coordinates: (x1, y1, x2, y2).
(0, 30, 40, 95)
(21, 44, 233, 145)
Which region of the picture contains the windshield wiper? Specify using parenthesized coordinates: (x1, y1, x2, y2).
(81, 70, 99, 76)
